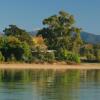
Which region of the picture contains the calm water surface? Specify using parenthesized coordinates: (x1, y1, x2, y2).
(0, 69, 100, 100)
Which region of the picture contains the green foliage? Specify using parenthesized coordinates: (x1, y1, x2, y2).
(56, 48, 68, 60)
(0, 36, 22, 61)
(0, 11, 99, 64)
(32, 51, 55, 63)
(65, 52, 80, 64)
(3, 25, 33, 46)
(71, 28, 83, 53)
(0, 52, 5, 62)
(45, 52, 55, 63)
(80, 43, 100, 62)
(8, 54, 16, 63)
(37, 11, 82, 54)
(94, 49, 100, 62)
(56, 49, 80, 63)
(80, 44, 94, 56)
(86, 53, 96, 61)
(0, 36, 32, 62)
(21, 42, 32, 62)
(36, 52, 46, 63)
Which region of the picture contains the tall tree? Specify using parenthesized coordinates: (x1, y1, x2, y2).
(37, 11, 82, 53)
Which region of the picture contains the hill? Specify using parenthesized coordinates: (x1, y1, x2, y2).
(80, 32, 100, 44)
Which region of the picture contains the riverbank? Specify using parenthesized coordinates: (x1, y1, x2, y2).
(0, 63, 100, 70)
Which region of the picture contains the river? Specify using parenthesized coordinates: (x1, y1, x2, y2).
(0, 69, 100, 100)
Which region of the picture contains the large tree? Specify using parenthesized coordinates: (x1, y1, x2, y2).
(0, 36, 32, 62)
(37, 11, 82, 53)
(3, 25, 33, 46)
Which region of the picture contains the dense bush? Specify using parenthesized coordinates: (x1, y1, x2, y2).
(55, 48, 68, 60)
(56, 49, 80, 63)
(45, 52, 55, 63)
(65, 52, 81, 64)
(0, 52, 5, 62)
(94, 50, 100, 62)
(32, 51, 55, 63)
(0, 36, 32, 62)
(80, 44, 100, 62)
(7, 54, 17, 63)
(21, 42, 32, 62)
(86, 53, 96, 61)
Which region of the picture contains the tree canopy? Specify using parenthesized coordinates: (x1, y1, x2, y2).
(37, 11, 83, 54)
(0, 36, 32, 62)
(3, 25, 33, 46)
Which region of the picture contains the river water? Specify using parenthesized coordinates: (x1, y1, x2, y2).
(0, 69, 100, 100)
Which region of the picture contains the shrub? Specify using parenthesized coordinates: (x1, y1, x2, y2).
(65, 52, 81, 64)
(37, 52, 46, 63)
(45, 52, 55, 63)
(55, 48, 68, 60)
(95, 50, 100, 62)
(7, 54, 17, 63)
(56, 49, 80, 63)
(21, 42, 32, 62)
(0, 36, 32, 63)
(32, 51, 55, 63)
(86, 53, 96, 61)
(32, 52, 46, 63)
(0, 52, 5, 62)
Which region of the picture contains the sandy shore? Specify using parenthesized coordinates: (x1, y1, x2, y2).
(0, 63, 100, 70)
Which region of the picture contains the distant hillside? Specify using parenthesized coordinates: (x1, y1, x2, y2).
(30, 31, 100, 44)
(80, 32, 100, 44)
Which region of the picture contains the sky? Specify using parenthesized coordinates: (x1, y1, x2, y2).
(0, 0, 100, 34)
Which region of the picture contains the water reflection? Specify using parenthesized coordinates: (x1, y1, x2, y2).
(0, 69, 100, 100)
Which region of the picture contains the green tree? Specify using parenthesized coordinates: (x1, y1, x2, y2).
(0, 52, 5, 62)
(3, 25, 33, 46)
(21, 42, 32, 62)
(37, 11, 82, 53)
(0, 36, 32, 62)
(55, 48, 80, 63)
(0, 36, 23, 61)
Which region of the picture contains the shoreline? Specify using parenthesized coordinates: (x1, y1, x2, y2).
(0, 63, 100, 70)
